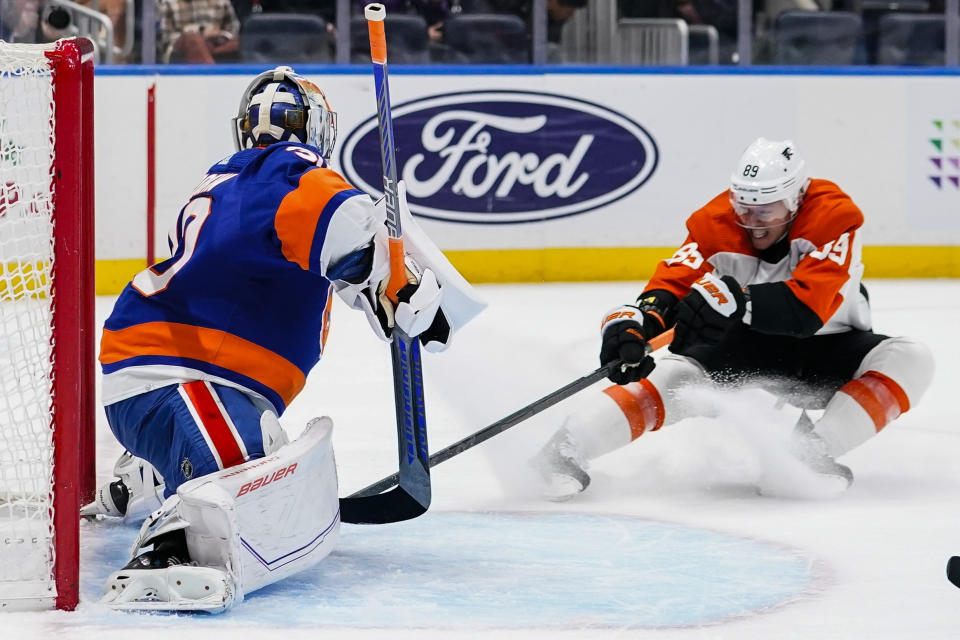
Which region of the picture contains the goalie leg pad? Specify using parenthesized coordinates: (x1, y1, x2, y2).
(176, 415, 341, 598)
(101, 417, 339, 612)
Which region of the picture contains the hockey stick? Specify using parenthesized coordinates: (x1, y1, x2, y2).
(349, 328, 675, 498)
(339, 3, 431, 525)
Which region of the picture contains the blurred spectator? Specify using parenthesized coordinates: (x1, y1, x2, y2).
(232, 0, 337, 23)
(355, 0, 451, 42)
(674, 0, 737, 47)
(478, 0, 588, 43)
(159, 0, 241, 63)
(98, 0, 129, 56)
(546, 0, 588, 42)
(1, 0, 40, 42)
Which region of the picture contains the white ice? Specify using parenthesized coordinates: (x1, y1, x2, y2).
(7, 279, 960, 639)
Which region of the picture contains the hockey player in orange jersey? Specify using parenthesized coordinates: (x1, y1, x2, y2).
(533, 137, 934, 500)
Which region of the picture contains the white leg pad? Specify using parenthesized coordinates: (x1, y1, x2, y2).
(816, 336, 934, 457)
(815, 393, 877, 457)
(649, 354, 710, 422)
(176, 416, 341, 599)
(562, 354, 706, 461)
(853, 336, 935, 404)
(560, 390, 633, 460)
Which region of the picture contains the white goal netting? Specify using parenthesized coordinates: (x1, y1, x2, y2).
(0, 41, 60, 609)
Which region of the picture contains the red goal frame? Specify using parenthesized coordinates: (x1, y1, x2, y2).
(46, 37, 97, 612)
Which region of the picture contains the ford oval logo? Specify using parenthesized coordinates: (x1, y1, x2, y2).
(339, 90, 658, 224)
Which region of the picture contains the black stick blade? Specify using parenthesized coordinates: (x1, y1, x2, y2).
(947, 556, 960, 589)
(339, 487, 427, 524)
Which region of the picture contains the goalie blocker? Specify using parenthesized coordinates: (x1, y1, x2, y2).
(101, 417, 340, 612)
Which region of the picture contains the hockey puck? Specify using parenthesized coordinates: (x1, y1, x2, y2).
(947, 556, 960, 589)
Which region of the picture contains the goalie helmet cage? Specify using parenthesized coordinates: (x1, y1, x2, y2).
(0, 38, 96, 611)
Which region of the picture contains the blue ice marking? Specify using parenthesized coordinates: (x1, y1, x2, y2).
(78, 511, 813, 629)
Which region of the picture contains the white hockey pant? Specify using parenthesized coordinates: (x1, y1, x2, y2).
(814, 336, 934, 457)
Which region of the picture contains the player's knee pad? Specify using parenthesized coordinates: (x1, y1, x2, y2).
(854, 336, 934, 408)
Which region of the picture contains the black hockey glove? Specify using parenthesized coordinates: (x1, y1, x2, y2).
(671, 273, 747, 358)
(599, 305, 656, 385)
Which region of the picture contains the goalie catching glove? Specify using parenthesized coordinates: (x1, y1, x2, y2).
(331, 231, 451, 352)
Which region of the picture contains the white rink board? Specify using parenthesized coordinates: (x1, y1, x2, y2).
(92, 70, 960, 260)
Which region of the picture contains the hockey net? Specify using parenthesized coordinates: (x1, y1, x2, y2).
(0, 39, 95, 612)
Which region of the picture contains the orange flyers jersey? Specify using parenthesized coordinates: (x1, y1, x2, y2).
(646, 179, 872, 334)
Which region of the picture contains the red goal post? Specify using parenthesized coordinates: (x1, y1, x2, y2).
(0, 38, 96, 612)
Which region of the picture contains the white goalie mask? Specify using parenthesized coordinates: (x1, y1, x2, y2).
(232, 66, 338, 159)
(728, 137, 810, 228)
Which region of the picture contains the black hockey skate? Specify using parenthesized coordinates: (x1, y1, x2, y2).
(122, 530, 192, 570)
(532, 428, 591, 501)
(791, 412, 854, 488)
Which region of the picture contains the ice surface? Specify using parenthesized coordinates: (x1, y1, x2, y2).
(6, 280, 960, 639)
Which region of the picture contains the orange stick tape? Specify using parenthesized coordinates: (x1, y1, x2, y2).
(648, 327, 674, 352)
(386, 237, 406, 302)
(367, 19, 386, 63)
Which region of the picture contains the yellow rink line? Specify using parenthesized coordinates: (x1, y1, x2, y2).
(90, 246, 960, 295)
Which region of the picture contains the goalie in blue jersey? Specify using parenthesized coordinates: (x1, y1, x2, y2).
(82, 66, 483, 612)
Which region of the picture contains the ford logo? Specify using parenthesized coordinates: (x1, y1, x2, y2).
(339, 90, 658, 224)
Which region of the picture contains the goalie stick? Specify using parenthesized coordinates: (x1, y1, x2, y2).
(348, 329, 675, 498)
(339, 3, 431, 525)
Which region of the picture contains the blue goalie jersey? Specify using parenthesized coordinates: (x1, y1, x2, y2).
(100, 143, 371, 415)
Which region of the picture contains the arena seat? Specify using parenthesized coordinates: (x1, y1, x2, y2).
(442, 13, 530, 63)
(876, 13, 945, 65)
(773, 11, 863, 65)
(240, 13, 333, 63)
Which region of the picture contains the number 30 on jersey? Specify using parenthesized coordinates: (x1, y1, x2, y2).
(132, 197, 212, 297)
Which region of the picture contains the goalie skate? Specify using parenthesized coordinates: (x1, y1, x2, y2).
(102, 565, 235, 613)
(101, 524, 236, 612)
(532, 428, 591, 502)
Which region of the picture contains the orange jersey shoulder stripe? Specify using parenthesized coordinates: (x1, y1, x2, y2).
(784, 181, 863, 323)
(787, 180, 863, 246)
(99, 322, 306, 407)
(275, 167, 357, 270)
